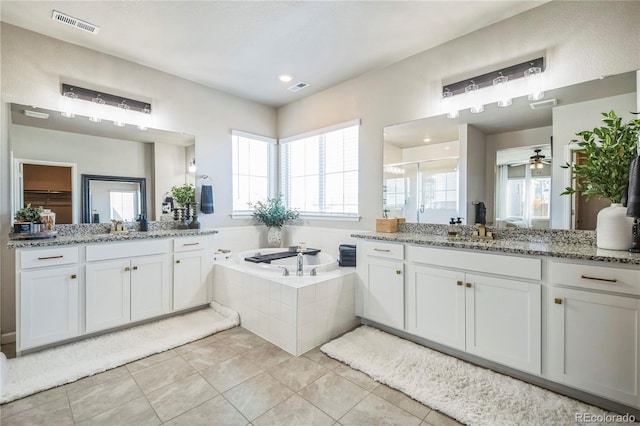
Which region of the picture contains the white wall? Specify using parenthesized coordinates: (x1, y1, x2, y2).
(551, 92, 636, 229)
(460, 125, 487, 224)
(277, 1, 640, 230)
(153, 142, 189, 220)
(485, 126, 553, 223)
(1, 23, 277, 335)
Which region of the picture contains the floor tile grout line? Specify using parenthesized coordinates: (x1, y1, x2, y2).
(69, 371, 145, 424)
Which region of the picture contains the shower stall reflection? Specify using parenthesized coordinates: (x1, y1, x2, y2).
(383, 158, 459, 223)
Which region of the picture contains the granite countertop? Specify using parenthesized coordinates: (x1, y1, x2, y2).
(8, 228, 218, 249)
(351, 231, 640, 265)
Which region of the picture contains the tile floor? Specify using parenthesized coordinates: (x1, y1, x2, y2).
(0, 327, 463, 426)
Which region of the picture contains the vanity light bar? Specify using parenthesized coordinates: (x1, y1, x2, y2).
(443, 57, 545, 97)
(61, 84, 151, 114)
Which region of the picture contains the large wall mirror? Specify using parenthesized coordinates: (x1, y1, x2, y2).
(9, 103, 195, 224)
(383, 70, 637, 229)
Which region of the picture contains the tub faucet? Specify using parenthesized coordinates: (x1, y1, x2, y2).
(278, 266, 289, 276)
(296, 251, 304, 276)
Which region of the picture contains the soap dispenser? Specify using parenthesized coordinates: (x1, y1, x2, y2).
(448, 218, 458, 236)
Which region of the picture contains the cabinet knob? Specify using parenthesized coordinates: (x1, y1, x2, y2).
(70, 274, 77, 279)
(124, 267, 130, 272)
(396, 270, 402, 275)
(466, 283, 472, 288)
(457, 280, 463, 286)
(554, 298, 563, 305)
(176, 260, 181, 264)
(132, 266, 138, 271)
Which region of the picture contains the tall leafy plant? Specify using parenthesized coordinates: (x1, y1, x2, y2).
(251, 197, 299, 228)
(562, 111, 640, 203)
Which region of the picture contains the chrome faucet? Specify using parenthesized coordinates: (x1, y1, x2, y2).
(296, 251, 304, 276)
(278, 266, 290, 276)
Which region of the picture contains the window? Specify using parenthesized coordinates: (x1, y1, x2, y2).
(280, 120, 359, 217)
(231, 131, 276, 213)
(109, 190, 137, 221)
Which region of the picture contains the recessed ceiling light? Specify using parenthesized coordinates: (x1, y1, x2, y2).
(278, 74, 293, 83)
(444, 146, 451, 150)
(423, 138, 431, 143)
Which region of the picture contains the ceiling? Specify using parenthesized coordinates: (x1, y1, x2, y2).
(0, 1, 545, 107)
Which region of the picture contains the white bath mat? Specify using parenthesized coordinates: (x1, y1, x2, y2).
(321, 326, 615, 425)
(0, 302, 239, 403)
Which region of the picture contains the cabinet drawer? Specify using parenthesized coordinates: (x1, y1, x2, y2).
(550, 260, 640, 296)
(406, 245, 541, 281)
(20, 246, 79, 269)
(361, 241, 404, 260)
(173, 236, 208, 252)
(86, 239, 170, 262)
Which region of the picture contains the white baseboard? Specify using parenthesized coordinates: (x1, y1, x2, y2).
(1, 332, 16, 344)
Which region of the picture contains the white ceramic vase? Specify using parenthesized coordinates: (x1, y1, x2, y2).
(267, 226, 282, 248)
(596, 203, 633, 250)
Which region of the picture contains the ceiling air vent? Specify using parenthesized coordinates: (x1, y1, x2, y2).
(52, 10, 100, 34)
(287, 82, 310, 92)
(529, 98, 558, 110)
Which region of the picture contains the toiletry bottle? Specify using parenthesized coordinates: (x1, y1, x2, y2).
(448, 218, 457, 236)
(138, 214, 149, 232)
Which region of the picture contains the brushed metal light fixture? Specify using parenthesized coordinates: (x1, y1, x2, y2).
(60, 83, 152, 129)
(441, 57, 545, 117)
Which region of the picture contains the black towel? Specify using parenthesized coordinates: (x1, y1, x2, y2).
(623, 156, 640, 217)
(201, 184, 214, 214)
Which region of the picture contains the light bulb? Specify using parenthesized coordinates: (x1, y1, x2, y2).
(465, 82, 484, 113)
(89, 96, 105, 123)
(442, 90, 459, 119)
(113, 101, 130, 127)
(61, 90, 78, 118)
(493, 75, 512, 107)
(525, 66, 544, 101)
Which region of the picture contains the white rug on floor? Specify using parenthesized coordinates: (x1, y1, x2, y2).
(321, 326, 613, 426)
(0, 302, 239, 403)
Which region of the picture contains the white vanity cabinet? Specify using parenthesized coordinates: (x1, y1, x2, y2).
(85, 239, 172, 333)
(17, 246, 80, 350)
(548, 260, 640, 406)
(173, 236, 210, 310)
(405, 246, 542, 374)
(406, 264, 465, 350)
(356, 241, 405, 330)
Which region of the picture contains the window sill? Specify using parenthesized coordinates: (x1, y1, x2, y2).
(299, 214, 361, 222)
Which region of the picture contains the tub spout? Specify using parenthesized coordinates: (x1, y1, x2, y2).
(297, 252, 304, 276)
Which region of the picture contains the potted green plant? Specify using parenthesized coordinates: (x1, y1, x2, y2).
(251, 197, 299, 247)
(14, 204, 43, 233)
(562, 110, 640, 249)
(171, 183, 196, 207)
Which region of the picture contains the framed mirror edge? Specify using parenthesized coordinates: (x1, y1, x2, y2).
(81, 174, 147, 223)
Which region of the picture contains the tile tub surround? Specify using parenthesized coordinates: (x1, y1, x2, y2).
(354, 225, 640, 265)
(7, 226, 218, 249)
(213, 262, 358, 356)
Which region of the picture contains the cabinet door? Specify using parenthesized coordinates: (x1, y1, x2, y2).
(131, 255, 171, 322)
(85, 259, 131, 333)
(19, 266, 79, 350)
(465, 274, 541, 374)
(548, 287, 640, 406)
(173, 251, 208, 310)
(407, 264, 465, 350)
(364, 259, 404, 330)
